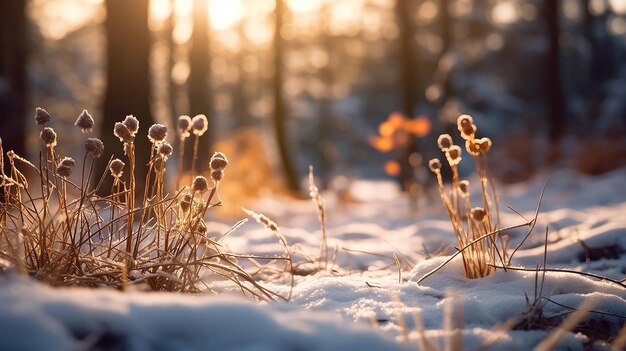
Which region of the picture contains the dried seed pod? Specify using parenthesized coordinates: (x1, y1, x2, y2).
(148, 123, 168, 143)
(465, 139, 480, 156)
(196, 221, 208, 233)
(40, 127, 57, 147)
(471, 207, 487, 222)
(478, 137, 492, 154)
(191, 114, 208, 136)
(158, 141, 173, 157)
(457, 114, 474, 130)
(109, 158, 125, 178)
(428, 158, 442, 172)
(458, 180, 469, 195)
(177, 115, 192, 139)
(191, 176, 209, 193)
(209, 152, 228, 170)
(123, 115, 139, 135)
(179, 193, 192, 212)
(460, 124, 477, 141)
(74, 110, 94, 132)
(210, 169, 224, 182)
(60, 157, 75, 168)
(85, 138, 104, 158)
(114, 122, 133, 143)
(437, 134, 453, 151)
(445, 145, 462, 166)
(35, 107, 51, 126)
(183, 193, 192, 203)
(56, 165, 72, 178)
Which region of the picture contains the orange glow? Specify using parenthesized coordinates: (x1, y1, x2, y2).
(404, 117, 431, 137)
(384, 160, 401, 176)
(374, 113, 432, 148)
(209, 0, 244, 31)
(368, 136, 394, 152)
(370, 112, 432, 175)
(388, 112, 405, 127)
(378, 121, 395, 137)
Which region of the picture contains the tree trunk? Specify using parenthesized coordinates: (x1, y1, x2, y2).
(546, 0, 565, 148)
(233, 19, 251, 129)
(395, 0, 418, 192)
(98, 0, 154, 193)
(188, 0, 211, 172)
(438, 0, 452, 102)
(0, 0, 27, 203)
(317, 2, 335, 188)
(0, 0, 27, 158)
(273, 0, 300, 193)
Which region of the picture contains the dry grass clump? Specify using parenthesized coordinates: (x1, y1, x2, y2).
(0, 108, 285, 300)
(428, 114, 506, 279)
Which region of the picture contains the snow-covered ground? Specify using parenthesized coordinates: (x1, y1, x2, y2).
(2, 166, 626, 350)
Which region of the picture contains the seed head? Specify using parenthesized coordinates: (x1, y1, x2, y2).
(471, 207, 487, 222)
(437, 134, 453, 151)
(465, 140, 480, 156)
(209, 152, 228, 170)
(458, 180, 469, 195)
(35, 107, 51, 126)
(40, 127, 57, 147)
(211, 169, 224, 183)
(428, 158, 442, 172)
(460, 124, 477, 141)
(259, 215, 278, 232)
(123, 115, 139, 135)
(180, 193, 193, 212)
(148, 124, 168, 143)
(478, 137, 492, 154)
(109, 158, 125, 178)
(114, 122, 133, 143)
(60, 156, 75, 168)
(196, 221, 208, 233)
(191, 114, 208, 136)
(191, 176, 209, 193)
(158, 141, 173, 158)
(445, 145, 462, 166)
(178, 115, 192, 139)
(457, 115, 474, 130)
(74, 110, 94, 133)
(85, 138, 104, 158)
(56, 165, 72, 178)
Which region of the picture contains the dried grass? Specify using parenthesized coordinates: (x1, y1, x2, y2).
(0, 108, 288, 300)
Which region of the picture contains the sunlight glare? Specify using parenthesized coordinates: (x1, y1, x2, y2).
(285, 0, 323, 14)
(608, 0, 626, 15)
(209, 0, 244, 31)
(417, 1, 438, 24)
(330, 0, 364, 36)
(172, 61, 190, 84)
(150, 0, 173, 22)
(30, 0, 103, 40)
(492, 2, 518, 25)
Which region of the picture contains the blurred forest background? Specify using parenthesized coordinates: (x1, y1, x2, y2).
(1, 0, 626, 214)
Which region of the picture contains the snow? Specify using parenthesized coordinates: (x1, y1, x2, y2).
(2, 166, 626, 350)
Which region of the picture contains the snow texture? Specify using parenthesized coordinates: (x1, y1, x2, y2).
(2, 166, 626, 350)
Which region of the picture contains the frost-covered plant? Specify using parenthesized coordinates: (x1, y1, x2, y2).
(0, 107, 283, 299)
(428, 114, 506, 279)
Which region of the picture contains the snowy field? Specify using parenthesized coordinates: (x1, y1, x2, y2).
(2, 166, 626, 350)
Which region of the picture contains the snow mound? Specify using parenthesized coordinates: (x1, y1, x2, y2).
(0, 277, 409, 351)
